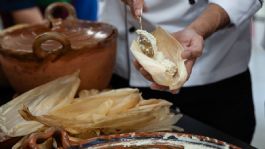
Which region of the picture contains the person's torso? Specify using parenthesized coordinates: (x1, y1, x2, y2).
(100, 0, 252, 87)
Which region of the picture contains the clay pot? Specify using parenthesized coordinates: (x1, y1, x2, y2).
(0, 3, 118, 93)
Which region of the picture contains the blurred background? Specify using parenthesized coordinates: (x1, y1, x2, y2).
(249, 6, 265, 149)
(0, 0, 264, 148)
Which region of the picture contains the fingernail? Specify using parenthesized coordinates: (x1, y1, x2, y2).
(182, 51, 191, 60)
(139, 67, 144, 72)
(171, 90, 180, 94)
(150, 84, 158, 90)
(135, 9, 142, 17)
(150, 83, 155, 88)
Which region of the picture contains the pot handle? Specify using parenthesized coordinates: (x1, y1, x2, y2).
(33, 32, 71, 60)
(21, 127, 71, 149)
(45, 2, 77, 23)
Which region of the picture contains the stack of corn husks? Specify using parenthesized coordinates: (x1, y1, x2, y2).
(0, 71, 182, 144)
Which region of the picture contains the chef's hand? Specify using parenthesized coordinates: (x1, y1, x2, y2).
(121, 0, 145, 19)
(173, 28, 204, 78)
(133, 28, 204, 94)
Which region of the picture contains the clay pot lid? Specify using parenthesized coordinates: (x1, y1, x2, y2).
(0, 2, 117, 61)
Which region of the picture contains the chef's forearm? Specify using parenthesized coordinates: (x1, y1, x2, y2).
(187, 3, 230, 39)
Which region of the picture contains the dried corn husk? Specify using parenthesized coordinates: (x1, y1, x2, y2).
(0, 70, 183, 149)
(131, 27, 188, 90)
(50, 88, 141, 120)
(78, 89, 100, 98)
(19, 88, 181, 139)
(0, 71, 80, 137)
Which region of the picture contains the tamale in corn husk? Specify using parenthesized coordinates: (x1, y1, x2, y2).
(131, 27, 188, 90)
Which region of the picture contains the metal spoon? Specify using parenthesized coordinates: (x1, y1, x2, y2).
(138, 10, 154, 57)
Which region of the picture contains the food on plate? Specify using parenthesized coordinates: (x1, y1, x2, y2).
(130, 27, 188, 90)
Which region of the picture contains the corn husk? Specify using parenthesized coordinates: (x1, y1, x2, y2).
(50, 88, 140, 119)
(131, 27, 188, 90)
(0, 69, 183, 148)
(78, 89, 100, 98)
(0, 71, 80, 137)
(19, 88, 181, 139)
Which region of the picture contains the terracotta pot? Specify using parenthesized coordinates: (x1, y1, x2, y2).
(0, 3, 118, 93)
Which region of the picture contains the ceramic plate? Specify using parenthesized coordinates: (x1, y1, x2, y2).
(72, 132, 241, 149)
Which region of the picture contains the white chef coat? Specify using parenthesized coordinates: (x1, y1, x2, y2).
(100, 0, 262, 87)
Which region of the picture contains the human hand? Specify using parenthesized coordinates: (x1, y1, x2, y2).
(133, 60, 180, 94)
(172, 28, 204, 78)
(121, 0, 144, 19)
(12, 7, 43, 25)
(133, 28, 204, 93)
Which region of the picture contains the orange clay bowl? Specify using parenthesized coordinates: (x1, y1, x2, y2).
(0, 2, 118, 93)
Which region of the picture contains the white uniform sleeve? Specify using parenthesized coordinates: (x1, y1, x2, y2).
(209, 0, 263, 26)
